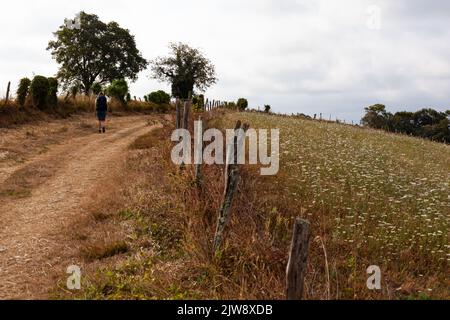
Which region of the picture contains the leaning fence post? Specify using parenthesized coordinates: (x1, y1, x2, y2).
(213, 121, 250, 254)
(5, 81, 11, 105)
(286, 218, 311, 300)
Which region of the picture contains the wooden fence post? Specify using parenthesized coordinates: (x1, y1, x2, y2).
(213, 121, 250, 254)
(5, 81, 11, 105)
(286, 218, 311, 300)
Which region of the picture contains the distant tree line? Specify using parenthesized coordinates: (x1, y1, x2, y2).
(362, 104, 450, 143)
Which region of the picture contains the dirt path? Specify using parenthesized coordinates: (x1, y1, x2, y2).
(0, 116, 159, 299)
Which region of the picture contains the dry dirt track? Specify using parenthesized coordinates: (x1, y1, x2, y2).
(0, 116, 159, 299)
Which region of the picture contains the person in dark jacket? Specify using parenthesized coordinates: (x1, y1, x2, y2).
(96, 92, 108, 133)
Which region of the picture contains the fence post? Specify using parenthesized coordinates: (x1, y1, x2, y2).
(286, 218, 311, 300)
(213, 121, 250, 254)
(5, 81, 11, 105)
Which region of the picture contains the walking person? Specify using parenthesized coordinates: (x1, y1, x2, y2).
(96, 92, 108, 133)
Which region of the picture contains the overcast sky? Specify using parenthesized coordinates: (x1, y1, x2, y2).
(1, 0, 449, 121)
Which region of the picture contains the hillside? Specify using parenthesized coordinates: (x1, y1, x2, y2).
(57, 111, 448, 300)
(217, 112, 449, 299)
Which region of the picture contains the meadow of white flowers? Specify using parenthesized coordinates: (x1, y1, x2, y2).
(221, 112, 449, 293)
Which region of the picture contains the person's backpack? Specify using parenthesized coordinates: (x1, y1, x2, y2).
(96, 96, 108, 111)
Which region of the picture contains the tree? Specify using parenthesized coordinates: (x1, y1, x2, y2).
(412, 108, 446, 127)
(389, 111, 415, 134)
(47, 12, 148, 95)
(150, 42, 217, 99)
(237, 98, 249, 111)
(361, 104, 392, 129)
(107, 79, 129, 103)
(264, 105, 271, 113)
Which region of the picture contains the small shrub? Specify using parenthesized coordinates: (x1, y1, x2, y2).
(148, 90, 171, 105)
(30, 76, 50, 109)
(16, 78, 31, 107)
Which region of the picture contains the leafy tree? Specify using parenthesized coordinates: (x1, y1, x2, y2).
(148, 90, 171, 104)
(47, 12, 148, 95)
(264, 105, 271, 113)
(16, 78, 31, 107)
(107, 79, 129, 103)
(412, 108, 446, 127)
(237, 98, 249, 111)
(389, 111, 415, 134)
(361, 104, 392, 129)
(30, 76, 50, 109)
(150, 42, 217, 99)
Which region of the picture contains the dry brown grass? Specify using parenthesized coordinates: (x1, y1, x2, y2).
(81, 241, 129, 262)
(0, 95, 172, 129)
